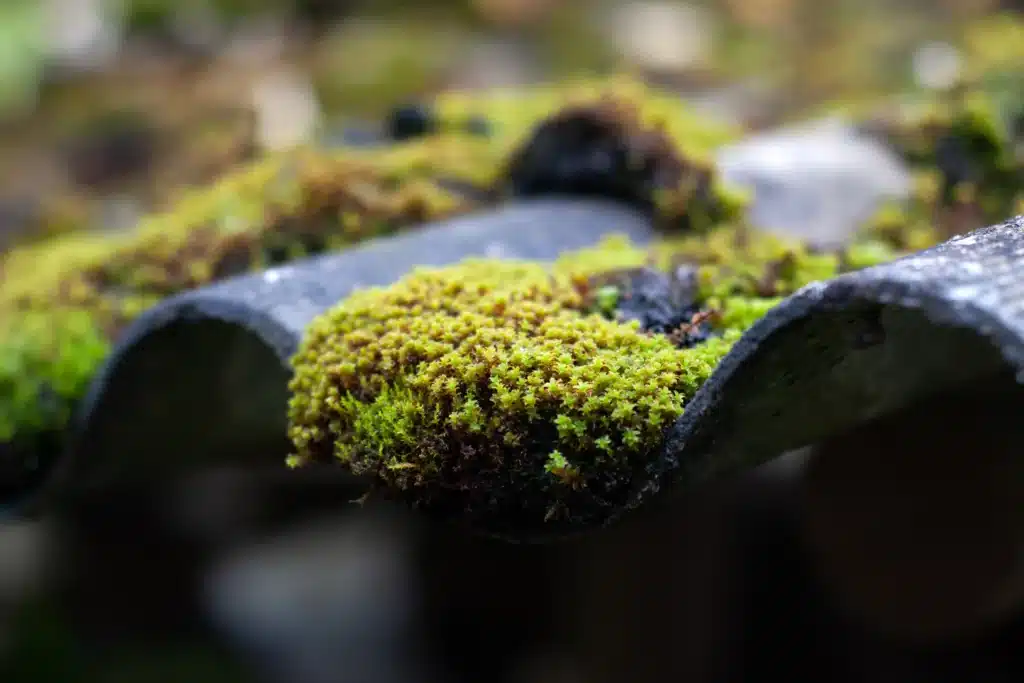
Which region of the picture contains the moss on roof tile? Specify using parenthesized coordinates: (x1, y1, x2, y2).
(0, 77, 746, 487)
(285, 221, 905, 538)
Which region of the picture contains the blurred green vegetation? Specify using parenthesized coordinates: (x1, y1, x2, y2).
(0, 1, 45, 118)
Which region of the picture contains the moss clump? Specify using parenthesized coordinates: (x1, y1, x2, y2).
(2, 77, 740, 330)
(0, 309, 110, 499)
(0, 149, 475, 328)
(288, 254, 742, 538)
(0, 76, 744, 471)
(285, 218, 896, 538)
(433, 77, 748, 229)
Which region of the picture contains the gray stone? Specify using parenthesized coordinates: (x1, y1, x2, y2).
(716, 118, 912, 249)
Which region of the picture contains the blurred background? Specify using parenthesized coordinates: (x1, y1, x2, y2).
(1, 1, 1023, 682)
(0, 0, 1021, 251)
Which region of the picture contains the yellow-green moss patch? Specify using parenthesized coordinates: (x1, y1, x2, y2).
(0, 77, 748, 466)
(287, 254, 737, 538)
(0, 308, 110, 497)
(285, 220, 901, 537)
(1, 77, 743, 331)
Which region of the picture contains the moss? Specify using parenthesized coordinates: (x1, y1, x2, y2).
(650, 224, 846, 302)
(840, 238, 902, 272)
(0, 76, 749, 490)
(285, 219, 891, 538)
(435, 76, 746, 229)
(858, 82, 1022, 249)
(0, 310, 109, 442)
(1, 149, 477, 330)
(287, 253, 739, 538)
(0, 309, 110, 499)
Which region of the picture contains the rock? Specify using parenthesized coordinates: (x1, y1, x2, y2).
(715, 119, 912, 249)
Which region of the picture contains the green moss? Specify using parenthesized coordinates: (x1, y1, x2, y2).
(0, 309, 109, 443)
(0, 77, 746, 466)
(841, 238, 902, 271)
(0, 309, 110, 497)
(286, 219, 882, 537)
(859, 82, 1022, 249)
(287, 253, 739, 537)
(0, 147, 483, 420)
(650, 224, 846, 301)
(716, 295, 784, 331)
(285, 208, 937, 537)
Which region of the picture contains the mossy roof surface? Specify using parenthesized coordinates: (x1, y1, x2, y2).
(0, 77, 742, 450)
(285, 225, 906, 538)
(292, 49, 1023, 533)
(0, 77, 740, 323)
(1, 65, 1019, 504)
